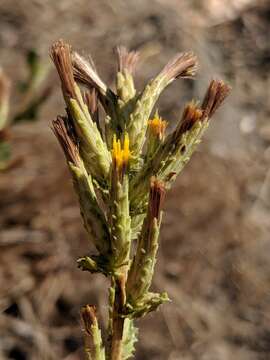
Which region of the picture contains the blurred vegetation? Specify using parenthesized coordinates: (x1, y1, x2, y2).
(0, 49, 51, 170)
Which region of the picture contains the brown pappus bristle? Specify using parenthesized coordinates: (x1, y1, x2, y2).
(174, 102, 203, 140)
(52, 116, 80, 166)
(117, 46, 140, 74)
(50, 40, 76, 100)
(83, 88, 101, 132)
(202, 79, 231, 119)
(72, 52, 108, 95)
(160, 52, 198, 81)
(84, 88, 98, 117)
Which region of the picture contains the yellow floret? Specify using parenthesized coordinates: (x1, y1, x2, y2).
(148, 113, 168, 139)
(112, 133, 130, 171)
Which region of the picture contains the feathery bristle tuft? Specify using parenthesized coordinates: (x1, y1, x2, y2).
(117, 46, 140, 74)
(202, 79, 231, 119)
(72, 52, 108, 95)
(84, 88, 98, 116)
(174, 101, 203, 140)
(52, 116, 80, 166)
(50, 40, 76, 99)
(160, 52, 198, 81)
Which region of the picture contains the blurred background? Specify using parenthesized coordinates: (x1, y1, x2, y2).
(0, 0, 270, 359)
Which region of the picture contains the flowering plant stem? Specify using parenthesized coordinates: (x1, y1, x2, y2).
(50, 40, 230, 360)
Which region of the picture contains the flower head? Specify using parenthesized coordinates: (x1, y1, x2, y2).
(201, 79, 231, 119)
(112, 133, 130, 176)
(148, 113, 168, 141)
(160, 52, 198, 82)
(50, 40, 77, 100)
(172, 101, 203, 143)
(117, 46, 139, 75)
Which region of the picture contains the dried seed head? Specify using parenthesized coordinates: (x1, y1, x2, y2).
(50, 40, 76, 100)
(160, 52, 198, 82)
(175, 101, 203, 139)
(117, 46, 140, 74)
(202, 79, 231, 119)
(112, 133, 130, 176)
(148, 113, 168, 140)
(81, 305, 97, 335)
(52, 116, 80, 166)
(72, 52, 108, 96)
(149, 177, 166, 221)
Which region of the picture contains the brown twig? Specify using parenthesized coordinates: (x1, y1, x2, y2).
(110, 275, 126, 360)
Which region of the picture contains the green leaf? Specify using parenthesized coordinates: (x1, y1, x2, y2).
(125, 292, 170, 318)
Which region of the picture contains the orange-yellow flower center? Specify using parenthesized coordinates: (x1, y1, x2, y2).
(148, 115, 168, 139)
(112, 133, 130, 170)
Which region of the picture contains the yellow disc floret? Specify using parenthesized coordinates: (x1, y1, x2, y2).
(112, 133, 130, 172)
(148, 113, 168, 140)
